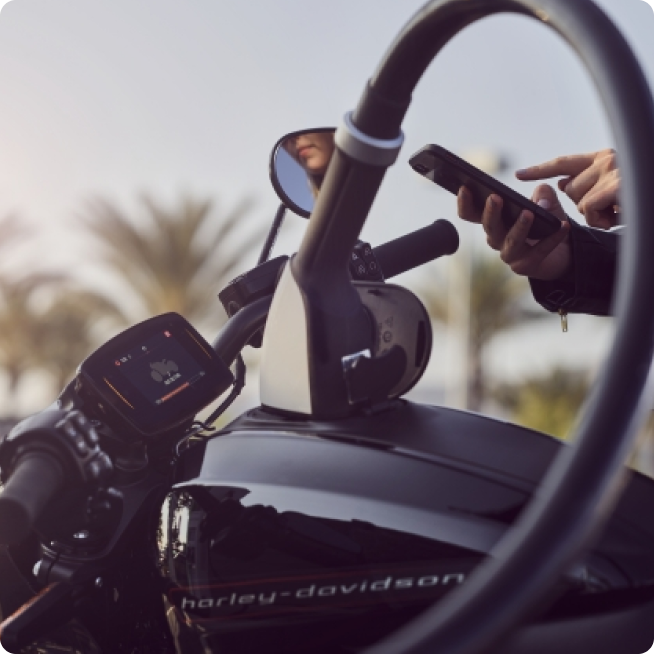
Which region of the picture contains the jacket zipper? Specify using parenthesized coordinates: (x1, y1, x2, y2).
(558, 307, 568, 332)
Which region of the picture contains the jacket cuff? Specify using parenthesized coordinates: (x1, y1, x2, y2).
(529, 219, 619, 317)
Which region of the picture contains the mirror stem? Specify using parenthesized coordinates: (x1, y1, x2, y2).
(258, 204, 287, 265)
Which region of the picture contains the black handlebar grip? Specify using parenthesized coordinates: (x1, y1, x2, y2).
(0, 452, 64, 545)
(373, 219, 459, 280)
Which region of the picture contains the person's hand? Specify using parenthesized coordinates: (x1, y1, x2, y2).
(516, 149, 620, 230)
(457, 183, 571, 281)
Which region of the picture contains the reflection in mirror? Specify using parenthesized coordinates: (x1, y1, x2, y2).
(271, 128, 335, 217)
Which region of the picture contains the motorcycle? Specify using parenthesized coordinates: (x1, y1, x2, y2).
(1, 0, 654, 653)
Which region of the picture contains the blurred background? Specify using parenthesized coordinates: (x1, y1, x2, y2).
(0, 1, 652, 471)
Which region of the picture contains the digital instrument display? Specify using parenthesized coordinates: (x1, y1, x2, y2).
(78, 313, 233, 437)
(114, 330, 205, 408)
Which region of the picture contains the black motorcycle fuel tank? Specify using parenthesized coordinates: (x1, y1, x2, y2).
(157, 401, 654, 653)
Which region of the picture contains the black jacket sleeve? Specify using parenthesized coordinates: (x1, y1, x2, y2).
(528, 219, 620, 317)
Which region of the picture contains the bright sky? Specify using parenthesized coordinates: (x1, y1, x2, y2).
(0, 0, 652, 415)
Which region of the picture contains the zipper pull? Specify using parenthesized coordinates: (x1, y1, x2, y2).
(558, 308, 568, 333)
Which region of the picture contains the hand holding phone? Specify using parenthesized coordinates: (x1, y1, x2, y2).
(409, 144, 564, 240)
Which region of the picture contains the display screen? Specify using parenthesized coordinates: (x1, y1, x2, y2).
(114, 330, 206, 408)
(79, 313, 234, 436)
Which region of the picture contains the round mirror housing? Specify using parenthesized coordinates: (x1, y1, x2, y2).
(269, 128, 336, 217)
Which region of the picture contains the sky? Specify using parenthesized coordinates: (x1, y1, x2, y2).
(0, 0, 652, 416)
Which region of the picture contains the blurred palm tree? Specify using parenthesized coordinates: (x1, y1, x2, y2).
(0, 214, 127, 401)
(0, 274, 58, 394)
(421, 253, 546, 411)
(493, 366, 590, 439)
(0, 275, 125, 395)
(35, 288, 126, 389)
(0, 215, 42, 395)
(79, 194, 265, 329)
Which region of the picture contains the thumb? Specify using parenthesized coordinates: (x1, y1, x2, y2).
(531, 183, 567, 222)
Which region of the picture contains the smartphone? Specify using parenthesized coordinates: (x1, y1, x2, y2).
(409, 144, 563, 240)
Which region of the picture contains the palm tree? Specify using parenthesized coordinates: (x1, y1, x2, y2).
(0, 275, 125, 396)
(78, 194, 266, 331)
(0, 215, 127, 400)
(421, 253, 546, 411)
(0, 216, 48, 395)
(0, 273, 64, 394)
(35, 287, 126, 389)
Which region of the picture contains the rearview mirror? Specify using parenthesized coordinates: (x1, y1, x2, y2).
(269, 128, 336, 218)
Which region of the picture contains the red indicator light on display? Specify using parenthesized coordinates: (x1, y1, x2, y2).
(115, 360, 121, 366)
(164, 331, 171, 337)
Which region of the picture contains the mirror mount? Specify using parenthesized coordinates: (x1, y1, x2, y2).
(257, 203, 287, 265)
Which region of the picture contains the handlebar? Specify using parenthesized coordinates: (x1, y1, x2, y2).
(214, 220, 459, 367)
(374, 219, 459, 279)
(0, 451, 64, 545)
(0, 410, 113, 546)
(213, 295, 273, 367)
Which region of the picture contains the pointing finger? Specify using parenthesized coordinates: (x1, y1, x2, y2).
(516, 154, 597, 181)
